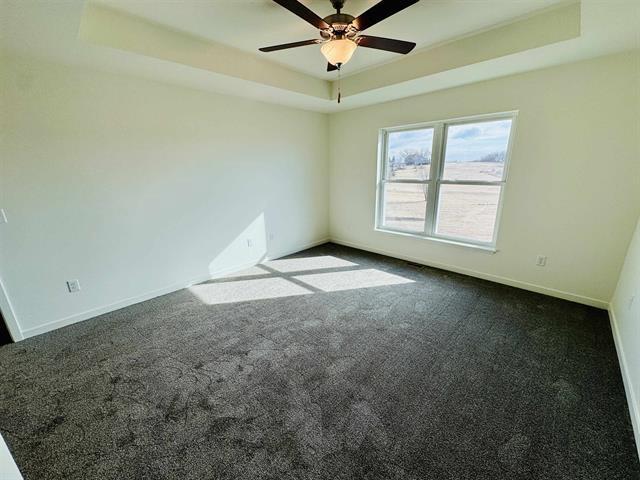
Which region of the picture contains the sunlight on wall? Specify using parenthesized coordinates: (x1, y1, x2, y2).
(294, 268, 414, 293)
(208, 214, 267, 276)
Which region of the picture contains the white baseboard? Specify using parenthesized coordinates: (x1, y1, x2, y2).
(13, 234, 608, 335)
(266, 237, 329, 261)
(608, 305, 640, 458)
(0, 277, 24, 342)
(19, 273, 213, 339)
(329, 237, 609, 309)
(17, 237, 330, 339)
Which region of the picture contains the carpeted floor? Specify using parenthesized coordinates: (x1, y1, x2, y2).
(0, 244, 638, 479)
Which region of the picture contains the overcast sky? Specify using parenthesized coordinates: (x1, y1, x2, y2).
(389, 119, 512, 162)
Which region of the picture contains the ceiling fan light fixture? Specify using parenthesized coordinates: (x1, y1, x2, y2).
(321, 38, 357, 66)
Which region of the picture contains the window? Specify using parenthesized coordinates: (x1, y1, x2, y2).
(376, 113, 516, 248)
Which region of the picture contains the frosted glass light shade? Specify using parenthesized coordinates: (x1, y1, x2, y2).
(321, 39, 357, 66)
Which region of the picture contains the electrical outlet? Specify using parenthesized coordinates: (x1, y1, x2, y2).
(66, 280, 81, 293)
(536, 255, 547, 267)
(0, 209, 7, 224)
(246, 239, 253, 248)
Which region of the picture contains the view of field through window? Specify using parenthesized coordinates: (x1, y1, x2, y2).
(381, 119, 512, 243)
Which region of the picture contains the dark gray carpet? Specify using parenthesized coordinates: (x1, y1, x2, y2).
(0, 243, 638, 479)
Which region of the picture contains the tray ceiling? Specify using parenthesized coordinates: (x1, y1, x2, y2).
(97, 0, 565, 80)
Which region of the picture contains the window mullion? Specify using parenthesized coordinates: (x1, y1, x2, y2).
(377, 180, 385, 229)
(375, 131, 389, 228)
(439, 180, 504, 186)
(425, 123, 445, 236)
(384, 180, 430, 185)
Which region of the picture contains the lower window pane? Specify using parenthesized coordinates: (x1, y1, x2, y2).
(382, 183, 427, 233)
(436, 185, 501, 243)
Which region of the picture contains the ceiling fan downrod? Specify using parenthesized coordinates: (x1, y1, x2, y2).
(330, 0, 346, 14)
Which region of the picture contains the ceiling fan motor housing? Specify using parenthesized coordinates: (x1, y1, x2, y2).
(320, 13, 357, 39)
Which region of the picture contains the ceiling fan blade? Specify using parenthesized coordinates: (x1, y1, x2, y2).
(352, 0, 419, 32)
(356, 35, 416, 54)
(259, 39, 321, 52)
(327, 62, 339, 72)
(272, 0, 330, 30)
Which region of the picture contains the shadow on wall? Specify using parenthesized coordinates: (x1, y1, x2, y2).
(191, 254, 414, 305)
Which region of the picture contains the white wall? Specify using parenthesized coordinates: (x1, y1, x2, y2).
(329, 51, 640, 307)
(0, 433, 23, 480)
(2, 50, 638, 340)
(0, 54, 329, 338)
(611, 216, 640, 455)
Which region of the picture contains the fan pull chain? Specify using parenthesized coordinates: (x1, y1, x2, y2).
(337, 65, 342, 104)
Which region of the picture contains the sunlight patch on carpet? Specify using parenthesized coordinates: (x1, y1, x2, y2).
(294, 268, 414, 292)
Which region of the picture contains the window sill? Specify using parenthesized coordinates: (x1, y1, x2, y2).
(374, 227, 497, 253)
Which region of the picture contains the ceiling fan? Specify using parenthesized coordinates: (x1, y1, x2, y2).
(259, 0, 419, 73)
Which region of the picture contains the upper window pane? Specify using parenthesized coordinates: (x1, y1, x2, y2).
(386, 128, 434, 181)
(442, 119, 512, 182)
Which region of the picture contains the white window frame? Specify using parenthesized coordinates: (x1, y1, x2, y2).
(375, 111, 518, 251)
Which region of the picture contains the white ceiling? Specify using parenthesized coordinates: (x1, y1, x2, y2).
(1, 1, 639, 112)
(97, 0, 566, 80)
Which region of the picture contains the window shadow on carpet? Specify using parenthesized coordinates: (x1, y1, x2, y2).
(189, 255, 415, 305)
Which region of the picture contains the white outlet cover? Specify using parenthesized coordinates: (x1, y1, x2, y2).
(66, 280, 81, 293)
